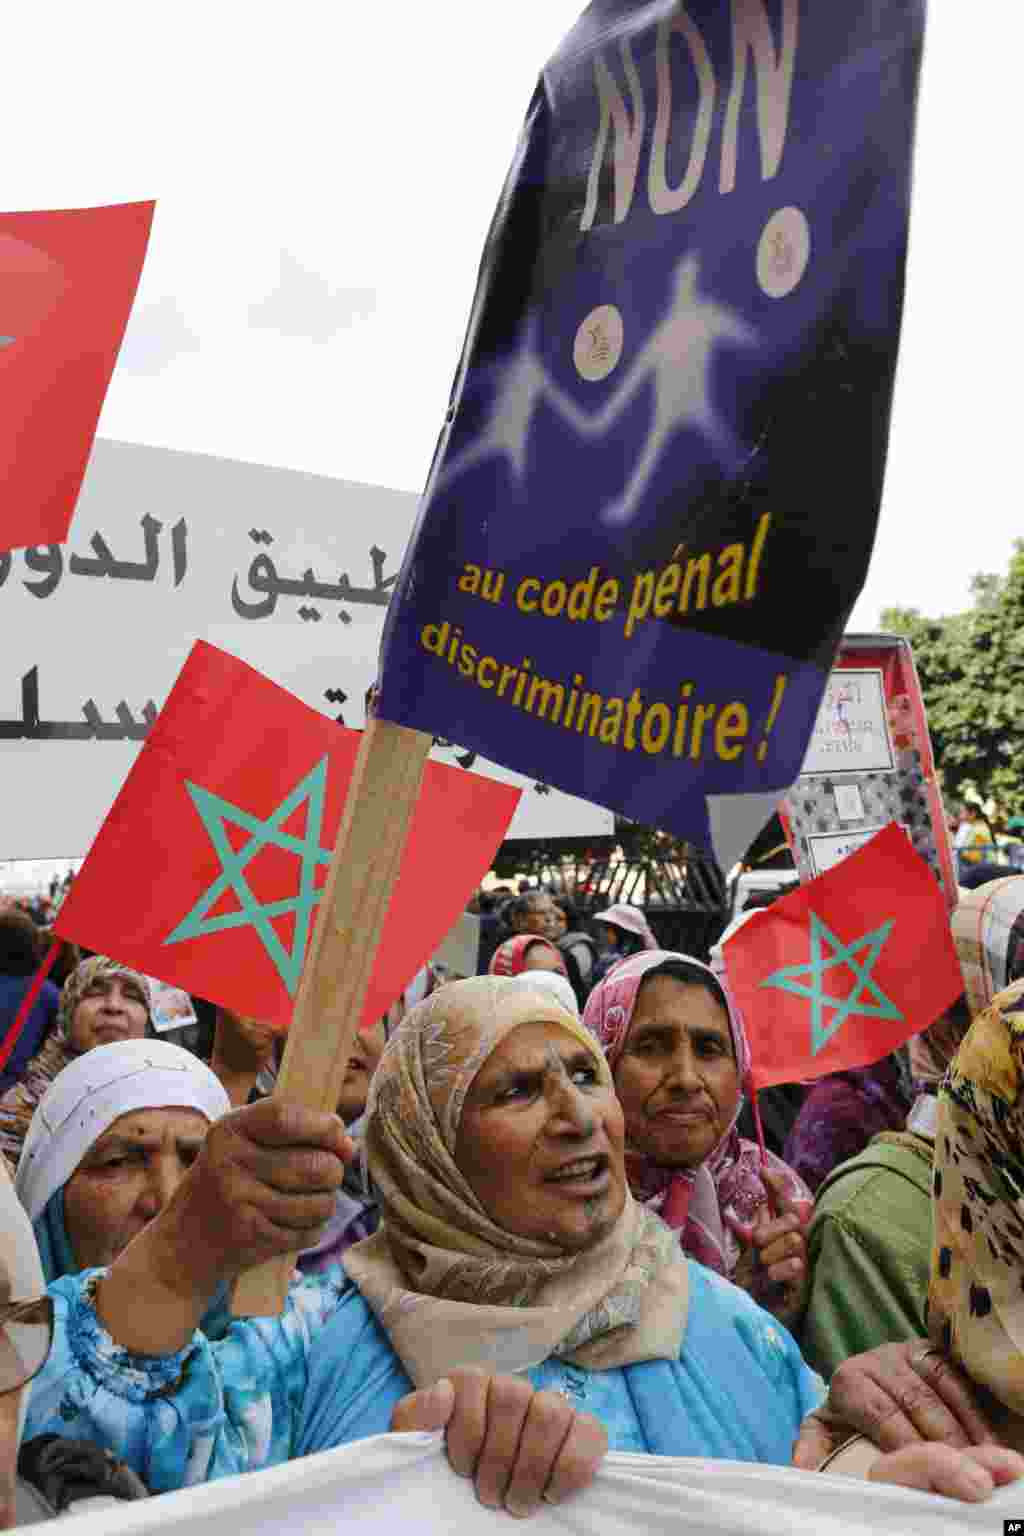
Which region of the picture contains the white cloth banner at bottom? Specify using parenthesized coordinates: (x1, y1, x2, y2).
(49, 1432, 1020, 1536)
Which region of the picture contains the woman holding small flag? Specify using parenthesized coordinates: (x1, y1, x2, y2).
(583, 950, 813, 1325)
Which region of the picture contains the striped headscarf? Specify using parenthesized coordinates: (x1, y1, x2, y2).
(488, 934, 568, 978)
(951, 877, 1024, 1018)
(910, 879, 1024, 1087)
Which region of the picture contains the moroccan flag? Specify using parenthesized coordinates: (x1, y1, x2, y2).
(724, 824, 963, 1091)
(55, 641, 520, 1030)
(0, 200, 154, 552)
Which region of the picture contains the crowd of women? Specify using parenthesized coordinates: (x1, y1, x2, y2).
(0, 869, 1023, 1524)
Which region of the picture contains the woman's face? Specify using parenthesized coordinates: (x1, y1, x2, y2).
(69, 974, 149, 1053)
(456, 1019, 626, 1251)
(515, 898, 556, 937)
(613, 976, 739, 1168)
(62, 1107, 209, 1270)
(336, 1020, 386, 1125)
(547, 906, 568, 940)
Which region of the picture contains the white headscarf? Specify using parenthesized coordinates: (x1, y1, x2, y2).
(15, 1039, 230, 1226)
(505, 969, 580, 1016)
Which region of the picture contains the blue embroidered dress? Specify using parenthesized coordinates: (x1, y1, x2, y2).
(25, 1262, 822, 1491)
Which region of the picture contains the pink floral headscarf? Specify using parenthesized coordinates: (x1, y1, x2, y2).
(584, 950, 811, 1281)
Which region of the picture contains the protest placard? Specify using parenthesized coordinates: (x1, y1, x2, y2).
(780, 634, 958, 906)
(0, 439, 613, 858)
(0, 202, 153, 551)
(375, 0, 926, 869)
(239, 0, 928, 1311)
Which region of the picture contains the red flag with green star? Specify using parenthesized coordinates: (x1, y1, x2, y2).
(0, 201, 154, 552)
(723, 823, 963, 1090)
(54, 641, 520, 1030)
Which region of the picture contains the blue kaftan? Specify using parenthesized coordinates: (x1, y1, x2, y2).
(25, 1262, 823, 1491)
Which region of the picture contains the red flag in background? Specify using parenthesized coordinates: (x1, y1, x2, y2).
(55, 642, 520, 1030)
(724, 823, 963, 1091)
(0, 201, 154, 552)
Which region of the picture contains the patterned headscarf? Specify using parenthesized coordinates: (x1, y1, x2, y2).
(584, 950, 811, 1281)
(343, 975, 688, 1385)
(929, 976, 1024, 1413)
(488, 934, 568, 978)
(56, 956, 152, 1041)
(0, 957, 152, 1177)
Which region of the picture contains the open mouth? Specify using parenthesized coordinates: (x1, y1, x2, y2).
(544, 1153, 610, 1191)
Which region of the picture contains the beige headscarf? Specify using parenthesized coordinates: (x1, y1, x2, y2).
(344, 975, 688, 1385)
(929, 976, 1024, 1412)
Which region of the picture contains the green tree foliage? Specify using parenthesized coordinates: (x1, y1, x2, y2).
(881, 539, 1024, 816)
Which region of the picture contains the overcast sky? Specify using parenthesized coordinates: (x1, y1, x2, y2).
(6, 2, 1020, 627)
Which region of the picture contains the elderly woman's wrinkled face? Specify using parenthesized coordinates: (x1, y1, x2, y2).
(456, 1020, 626, 1251)
(62, 1107, 209, 1270)
(613, 976, 739, 1168)
(69, 974, 148, 1053)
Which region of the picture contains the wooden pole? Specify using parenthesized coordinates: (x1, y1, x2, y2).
(231, 715, 432, 1315)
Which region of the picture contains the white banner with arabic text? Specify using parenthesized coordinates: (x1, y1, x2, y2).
(0, 440, 613, 857)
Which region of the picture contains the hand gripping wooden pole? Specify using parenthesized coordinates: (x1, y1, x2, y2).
(230, 716, 432, 1316)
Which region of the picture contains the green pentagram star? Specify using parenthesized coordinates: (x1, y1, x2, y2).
(164, 756, 332, 994)
(758, 911, 903, 1056)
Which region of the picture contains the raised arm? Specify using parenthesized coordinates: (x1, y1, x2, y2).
(95, 1098, 350, 1354)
